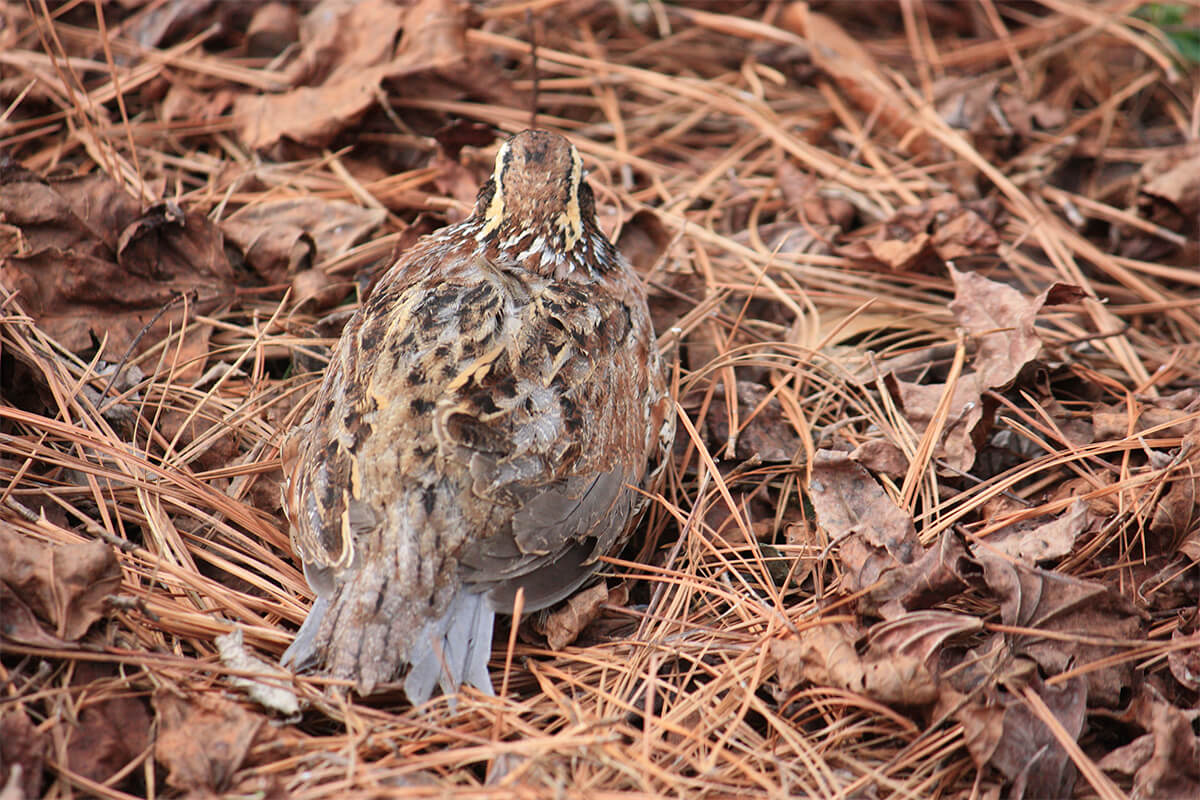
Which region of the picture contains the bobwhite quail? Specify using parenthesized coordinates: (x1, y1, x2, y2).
(280, 130, 674, 704)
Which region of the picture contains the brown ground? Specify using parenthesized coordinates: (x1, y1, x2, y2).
(1, 1, 1199, 798)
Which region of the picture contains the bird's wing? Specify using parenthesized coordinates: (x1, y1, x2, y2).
(442, 266, 669, 611)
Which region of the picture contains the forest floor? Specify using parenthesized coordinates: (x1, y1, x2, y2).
(1, 1, 1199, 798)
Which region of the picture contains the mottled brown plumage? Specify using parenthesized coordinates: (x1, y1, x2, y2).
(280, 130, 673, 703)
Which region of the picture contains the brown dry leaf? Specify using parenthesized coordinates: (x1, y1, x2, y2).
(810, 449, 917, 554)
(234, 77, 380, 152)
(850, 439, 908, 479)
(432, 119, 497, 160)
(1152, 474, 1200, 545)
(866, 235, 930, 272)
(958, 674, 1087, 800)
(938, 78, 1066, 155)
(733, 220, 833, 258)
(122, 0, 223, 50)
(707, 381, 803, 462)
(932, 206, 1001, 261)
(617, 210, 674, 274)
(247, 2, 301, 57)
(984, 499, 1092, 564)
(159, 81, 237, 125)
(771, 623, 938, 706)
(862, 530, 978, 619)
(117, 200, 229, 280)
(287, 0, 407, 84)
(778, 161, 855, 230)
(893, 375, 985, 473)
(1098, 686, 1200, 800)
(1149, 430, 1200, 545)
(811, 449, 921, 596)
(0, 529, 119, 642)
(977, 552, 1145, 707)
(1138, 553, 1200, 616)
(0, 582, 72, 648)
(0, 170, 232, 360)
(941, 633, 1039, 699)
(65, 664, 152, 787)
(222, 197, 386, 284)
(1167, 626, 1200, 693)
(535, 582, 609, 651)
(290, 268, 347, 311)
(432, 157, 484, 220)
(222, 207, 311, 282)
(835, 197, 999, 272)
(1093, 403, 1200, 441)
(153, 690, 265, 794)
(1181, 527, 1200, 563)
(0, 707, 45, 800)
(0, 161, 139, 255)
(1139, 143, 1200, 228)
(865, 609, 983, 669)
(949, 265, 1045, 390)
(235, 0, 470, 150)
(236, 0, 406, 148)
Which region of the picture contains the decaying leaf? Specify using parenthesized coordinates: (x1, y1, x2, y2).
(865, 609, 983, 668)
(949, 266, 1043, 390)
(1138, 143, 1200, 233)
(1098, 686, 1200, 800)
(777, 161, 855, 231)
(835, 196, 1000, 272)
(810, 449, 917, 554)
(0, 166, 231, 362)
(978, 552, 1145, 707)
(810, 449, 921, 595)
(221, 197, 384, 283)
(153, 690, 266, 794)
(215, 628, 301, 717)
(534, 582, 610, 651)
(0, 707, 45, 800)
(1167, 626, 1200, 693)
(893, 375, 986, 473)
(983, 499, 1092, 564)
(958, 674, 1087, 800)
(706, 380, 803, 462)
(234, 0, 476, 150)
(938, 77, 1066, 157)
(770, 622, 938, 706)
(0, 529, 120, 642)
(0, 582, 72, 648)
(862, 530, 978, 618)
(850, 438, 908, 479)
(1092, 389, 1200, 441)
(616, 210, 675, 277)
(64, 664, 152, 788)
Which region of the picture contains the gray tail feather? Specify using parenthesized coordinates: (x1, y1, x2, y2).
(280, 593, 329, 670)
(404, 590, 496, 706)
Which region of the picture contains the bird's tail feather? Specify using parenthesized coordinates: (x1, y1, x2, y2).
(405, 590, 496, 706)
(280, 593, 329, 670)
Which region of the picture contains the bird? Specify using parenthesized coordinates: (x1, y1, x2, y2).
(279, 129, 674, 704)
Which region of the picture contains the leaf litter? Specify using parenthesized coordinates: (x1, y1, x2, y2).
(1, 1, 1199, 798)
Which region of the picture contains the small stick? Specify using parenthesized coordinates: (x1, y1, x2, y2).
(98, 289, 195, 406)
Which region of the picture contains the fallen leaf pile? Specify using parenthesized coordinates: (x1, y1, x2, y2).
(1, 1, 1198, 798)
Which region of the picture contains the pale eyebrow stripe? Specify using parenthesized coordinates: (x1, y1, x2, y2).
(476, 140, 512, 241)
